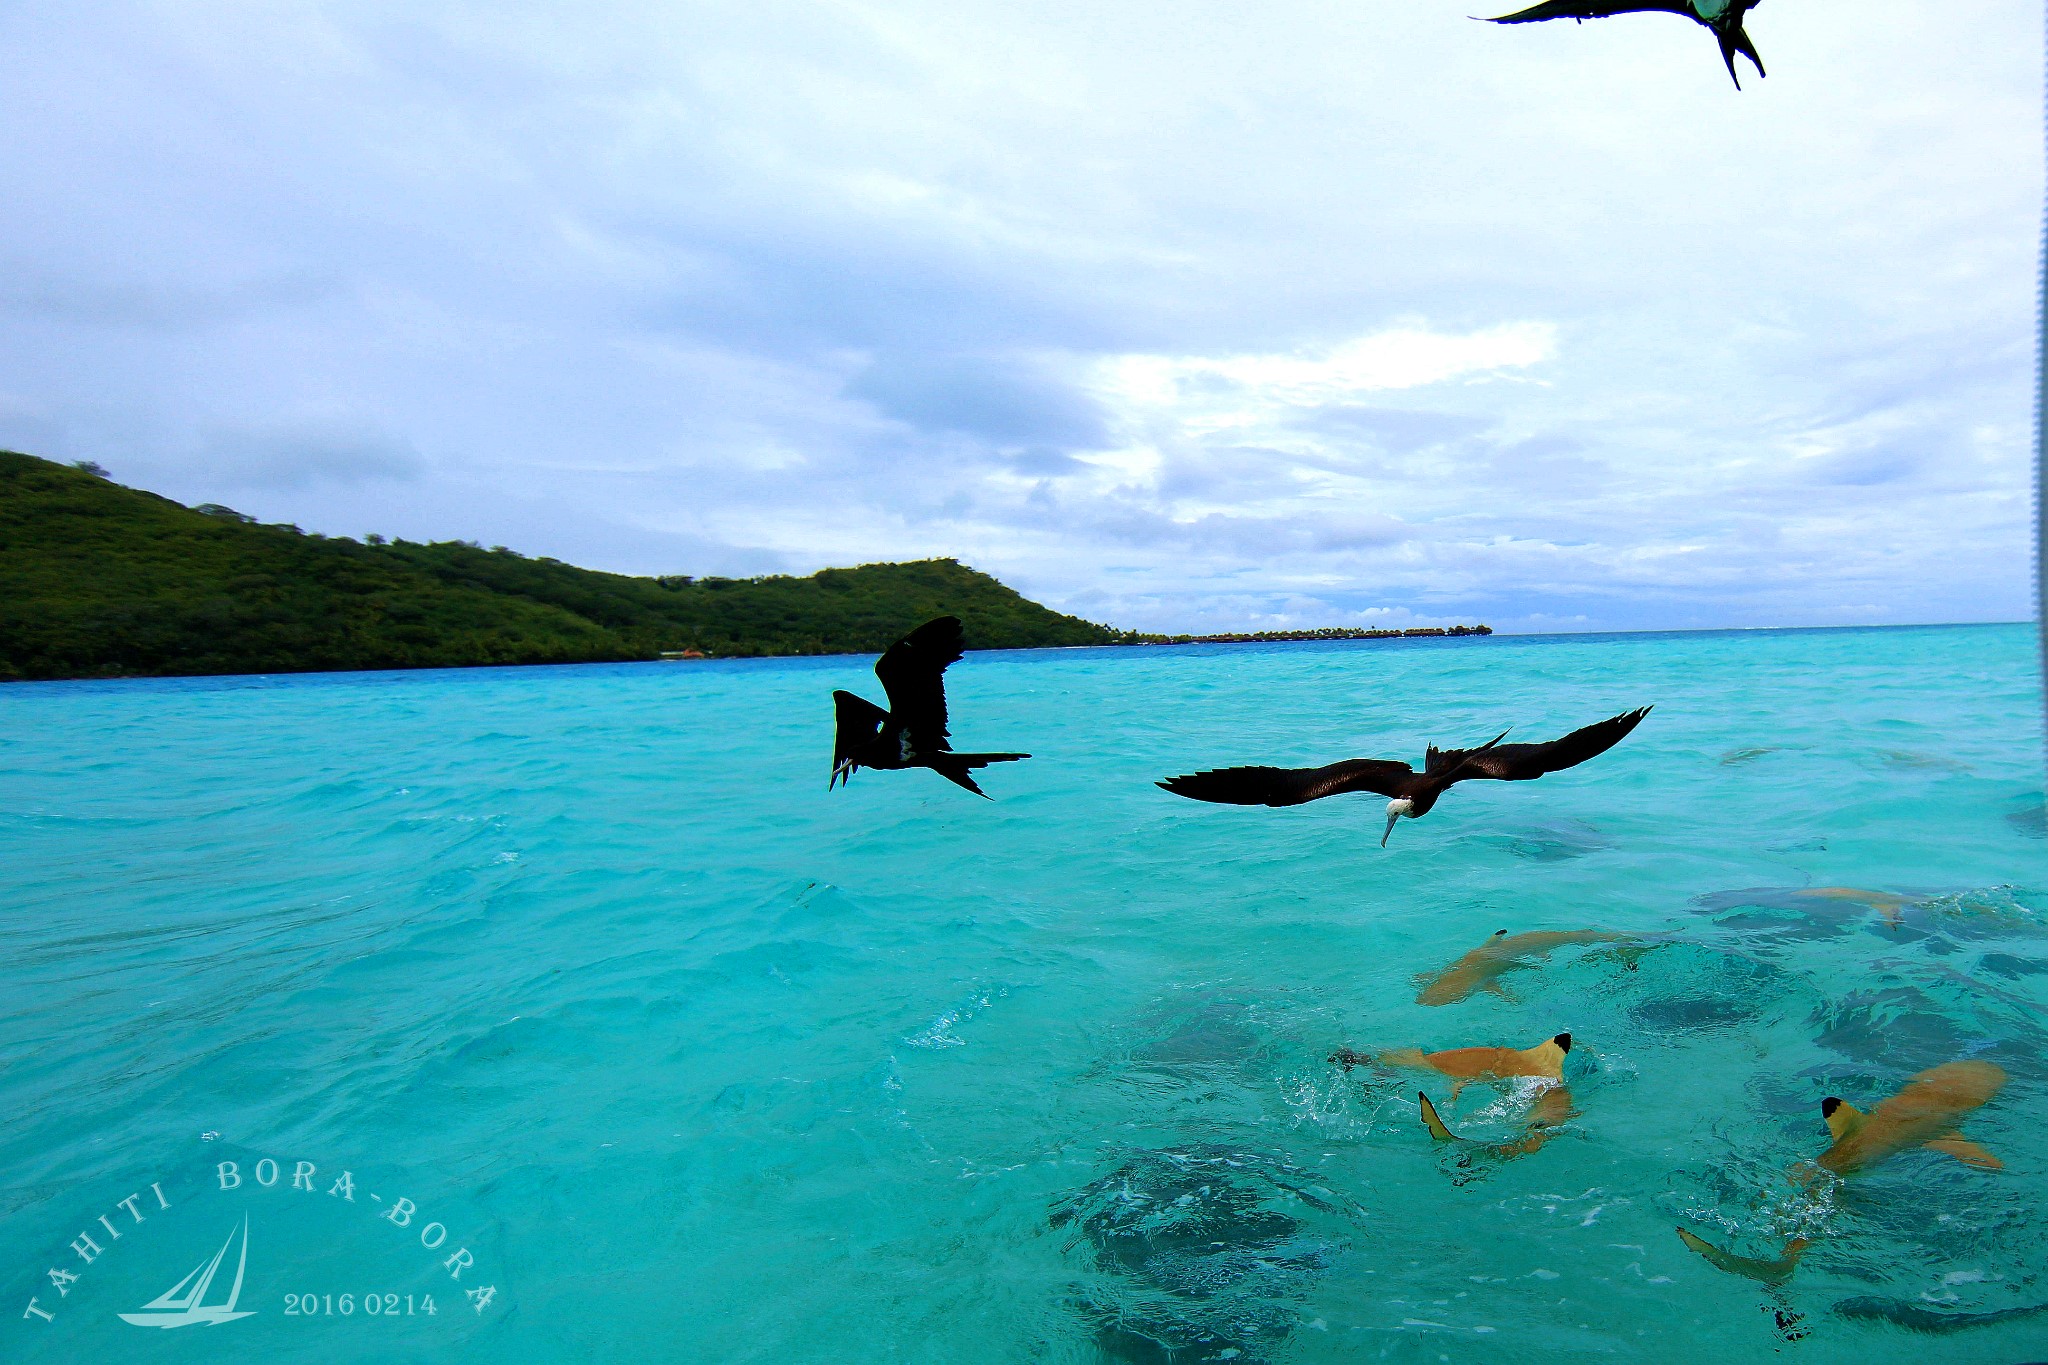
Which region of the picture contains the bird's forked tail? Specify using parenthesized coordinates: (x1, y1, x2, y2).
(931, 752, 1030, 798)
(1718, 23, 1765, 89)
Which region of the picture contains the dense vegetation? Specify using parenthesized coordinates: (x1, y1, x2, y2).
(0, 451, 1136, 681)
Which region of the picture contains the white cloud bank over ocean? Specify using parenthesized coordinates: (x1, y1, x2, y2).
(0, 1, 2035, 633)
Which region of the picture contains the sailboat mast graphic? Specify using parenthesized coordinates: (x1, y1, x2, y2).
(118, 1215, 256, 1328)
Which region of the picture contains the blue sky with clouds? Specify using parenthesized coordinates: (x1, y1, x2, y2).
(0, 1, 2037, 633)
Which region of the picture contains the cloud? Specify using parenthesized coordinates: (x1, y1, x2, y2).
(0, 0, 2033, 631)
(1096, 323, 1555, 415)
(1301, 406, 1494, 454)
(189, 426, 427, 491)
(0, 270, 333, 332)
(845, 351, 1109, 451)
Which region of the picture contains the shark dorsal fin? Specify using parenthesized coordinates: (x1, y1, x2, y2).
(1517, 1032, 1570, 1078)
(1821, 1096, 1863, 1140)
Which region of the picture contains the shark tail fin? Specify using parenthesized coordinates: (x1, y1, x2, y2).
(1419, 1093, 1460, 1143)
(1821, 1097, 1864, 1141)
(1675, 1227, 1723, 1260)
(1375, 1047, 1429, 1070)
(1676, 1227, 1808, 1285)
(1924, 1134, 2002, 1170)
(1518, 1032, 1571, 1079)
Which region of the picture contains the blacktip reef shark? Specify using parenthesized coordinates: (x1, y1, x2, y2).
(829, 616, 1029, 797)
(1676, 1061, 2007, 1281)
(1794, 886, 1914, 927)
(1415, 928, 1650, 1005)
(1672, 1227, 1808, 1285)
(1332, 1031, 1572, 1099)
(1832, 1294, 2048, 1334)
(1812, 1060, 2005, 1176)
(1159, 708, 1650, 849)
(1482, 1, 1766, 90)
(1419, 1084, 1579, 1160)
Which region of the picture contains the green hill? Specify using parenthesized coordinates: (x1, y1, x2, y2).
(0, 450, 1137, 682)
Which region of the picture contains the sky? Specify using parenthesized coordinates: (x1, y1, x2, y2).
(0, 1, 2038, 634)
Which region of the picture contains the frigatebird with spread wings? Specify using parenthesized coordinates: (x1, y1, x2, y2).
(830, 616, 1030, 798)
(1158, 707, 1651, 846)
(1484, 1, 1766, 90)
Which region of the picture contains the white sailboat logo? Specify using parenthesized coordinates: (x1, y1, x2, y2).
(118, 1215, 256, 1329)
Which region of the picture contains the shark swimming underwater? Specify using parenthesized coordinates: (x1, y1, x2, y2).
(1795, 886, 1914, 927)
(1673, 1227, 1808, 1285)
(1677, 1061, 2007, 1280)
(1333, 1032, 1571, 1099)
(1812, 1060, 2005, 1175)
(1832, 1294, 2048, 1334)
(1415, 929, 1648, 1005)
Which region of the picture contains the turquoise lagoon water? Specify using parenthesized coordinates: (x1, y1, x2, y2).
(2, 624, 2046, 1364)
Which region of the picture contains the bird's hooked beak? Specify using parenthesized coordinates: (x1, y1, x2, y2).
(1381, 798, 1414, 848)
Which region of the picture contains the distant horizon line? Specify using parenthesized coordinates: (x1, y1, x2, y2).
(1128, 618, 2029, 643)
(6, 616, 2033, 689)
(1466, 618, 2031, 639)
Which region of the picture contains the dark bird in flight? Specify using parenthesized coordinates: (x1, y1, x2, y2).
(830, 616, 1029, 797)
(1484, 1, 1766, 90)
(1158, 707, 1651, 846)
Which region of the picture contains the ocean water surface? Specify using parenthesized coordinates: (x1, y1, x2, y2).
(2, 624, 2045, 1364)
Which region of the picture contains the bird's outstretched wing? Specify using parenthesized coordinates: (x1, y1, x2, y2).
(830, 690, 890, 788)
(1158, 758, 1416, 807)
(1430, 707, 1652, 785)
(1484, 1, 1696, 23)
(874, 616, 965, 752)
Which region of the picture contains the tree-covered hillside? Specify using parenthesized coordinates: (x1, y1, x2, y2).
(0, 451, 1136, 681)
